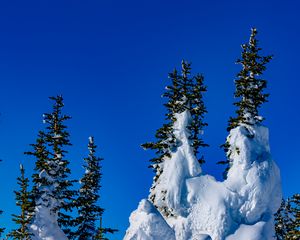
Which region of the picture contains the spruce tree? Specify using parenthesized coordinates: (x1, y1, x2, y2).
(219, 28, 272, 178)
(73, 137, 117, 240)
(26, 95, 76, 236)
(142, 60, 208, 208)
(72, 136, 104, 239)
(7, 164, 34, 240)
(43, 96, 76, 233)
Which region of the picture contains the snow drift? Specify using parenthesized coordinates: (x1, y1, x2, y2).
(124, 199, 175, 240)
(124, 111, 282, 240)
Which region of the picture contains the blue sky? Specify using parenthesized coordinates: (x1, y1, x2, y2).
(0, 0, 299, 239)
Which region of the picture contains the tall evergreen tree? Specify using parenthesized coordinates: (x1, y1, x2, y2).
(26, 95, 76, 236)
(72, 136, 104, 239)
(7, 164, 34, 240)
(43, 96, 76, 233)
(219, 28, 272, 178)
(72, 137, 117, 240)
(142, 60, 208, 207)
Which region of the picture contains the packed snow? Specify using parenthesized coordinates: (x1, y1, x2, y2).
(30, 171, 68, 240)
(149, 111, 202, 216)
(30, 205, 67, 240)
(124, 111, 282, 240)
(124, 199, 176, 240)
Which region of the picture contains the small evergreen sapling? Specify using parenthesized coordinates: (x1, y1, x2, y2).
(7, 164, 34, 240)
(219, 28, 272, 179)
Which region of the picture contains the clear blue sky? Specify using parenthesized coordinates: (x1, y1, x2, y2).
(0, 1, 299, 239)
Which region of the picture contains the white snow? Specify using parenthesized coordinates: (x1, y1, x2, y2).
(30, 172, 68, 239)
(125, 111, 282, 240)
(149, 111, 202, 216)
(226, 222, 266, 240)
(30, 205, 68, 240)
(124, 199, 175, 240)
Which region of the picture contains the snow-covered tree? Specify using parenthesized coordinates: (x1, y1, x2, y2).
(142, 60, 208, 216)
(26, 95, 76, 239)
(42, 96, 77, 233)
(7, 164, 33, 239)
(72, 136, 104, 239)
(219, 28, 272, 178)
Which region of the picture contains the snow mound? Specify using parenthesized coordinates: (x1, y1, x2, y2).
(225, 125, 282, 224)
(124, 199, 175, 240)
(226, 221, 266, 240)
(125, 111, 282, 240)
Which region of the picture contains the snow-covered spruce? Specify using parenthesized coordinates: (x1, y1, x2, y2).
(125, 113, 281, 239)
(26, 96, 75, 240)
(141, 60, 208, 217)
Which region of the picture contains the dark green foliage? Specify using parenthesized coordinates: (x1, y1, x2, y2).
(25, 95, 77, 236)
(142, 61, 208, 168)
(72, 137, 117, 240)
(25, 131, 48, 207)
(275, 199, 293, 240)
(229, 28, 272, 130)
(142, 60, 208, 210)
(72, 137, 103, 239)
(275, 195, 300, 239)
(42, 96, 77, 232)
(7, 165, 34, 240)
(188, 72, 209, 164)
(287, 194, 300, 239)
(219, 28, 272, 178)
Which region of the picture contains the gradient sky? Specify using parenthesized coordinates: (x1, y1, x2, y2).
(0, 1, 299, 239)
